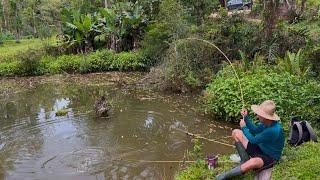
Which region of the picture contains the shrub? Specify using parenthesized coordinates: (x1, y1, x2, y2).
(203, 12, 260, 60)
(78, 50, 114, 73)
(141, 0, 190, 65)
(2, 32, 15, 40)
(42, 42, 64, 57)
(38, 56, 55, 74)
(308, 47, 320, 76)
(112, 51, 146, 71)
(86, 50, 114, 72)
(0, 61, 20, 76)
(17, 48, 46, 76)
(48, 54, 82, 73)
(0, 49, 148, 76)
(21, 35, 34, 39)
(276, 24, 311, 56)
(161, 39, 219, 92)
(180, 0, 220, 25)
(205, 65, 320, 127)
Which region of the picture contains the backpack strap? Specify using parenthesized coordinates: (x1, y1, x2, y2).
(293, 122, 303, 145)
(304, 121, 318, 142)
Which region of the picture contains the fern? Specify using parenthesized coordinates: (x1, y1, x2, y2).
(239, 50, 251, 72)
(277, 49, 310, 78)
(267, 42, 279, 63)
(260, 40, 279, 63)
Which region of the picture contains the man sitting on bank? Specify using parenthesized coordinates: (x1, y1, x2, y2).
(216, 100, 285, 180)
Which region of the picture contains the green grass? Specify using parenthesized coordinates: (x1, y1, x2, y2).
(0, 38, 56, 62)
(273, 142, 320, 179)
(175, 142, 320, 179)
(0, 49, 148, 76)
(308, 0, 320, 6)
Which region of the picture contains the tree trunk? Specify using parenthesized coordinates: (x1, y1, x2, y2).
(110, 34, 117, 51)
(133, 36, 139, 51)
(218, 0, 226, 7)
(15, 4, 20, 41)
(2, 0, 9, 32)
(291, 0, 296, 10)
(300, 0, 307, 13)
(263, 0, 279, 39)
(32, 10, 37, 37)
(104, 0, 112, 8)
(285, 0, 291, 9)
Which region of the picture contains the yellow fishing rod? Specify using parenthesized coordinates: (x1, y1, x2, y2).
(176, 37, 245, 109)
(172, 37, 247, 147)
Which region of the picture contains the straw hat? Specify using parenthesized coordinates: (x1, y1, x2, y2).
(251, 100, 280, 121)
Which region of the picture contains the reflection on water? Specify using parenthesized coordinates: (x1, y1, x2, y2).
(0, 75, 235, 179)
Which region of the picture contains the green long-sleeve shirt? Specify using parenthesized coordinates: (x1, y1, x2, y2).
(241, 115, 285, 161)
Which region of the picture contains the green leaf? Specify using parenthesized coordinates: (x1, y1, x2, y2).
(83, 15, 92, 31)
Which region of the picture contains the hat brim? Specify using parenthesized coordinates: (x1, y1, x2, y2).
(251, 105, 280, 121)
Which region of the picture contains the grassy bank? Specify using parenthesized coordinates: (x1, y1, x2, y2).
(176, 62, 320, 179)
(0, 38, 148, 76)
(0, 39, 56, 62)
(0, 49, 148, 76)
(175, 141, 320, 179)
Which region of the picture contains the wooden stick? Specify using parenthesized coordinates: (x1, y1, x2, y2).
(41, 155, 57, 168)
(119, 159, 235, 164)
(137, 160, 196, 163)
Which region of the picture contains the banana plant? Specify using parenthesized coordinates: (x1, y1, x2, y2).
(60, 2, 148, 52)
(98, 2, 147, 51)
(118, 2, 148, 50)
(97, 7, 120, 51)
(61, 9, 101, 53)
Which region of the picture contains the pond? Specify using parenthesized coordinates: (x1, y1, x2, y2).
(0, 73, 235, 180)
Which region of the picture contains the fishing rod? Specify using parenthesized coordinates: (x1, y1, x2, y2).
(171, 37, 248, 147)
(110, 155, 236, 164)
(174, 37, 246, 109)
(120, 159, 235, 164)
(176, 128, 235, 148)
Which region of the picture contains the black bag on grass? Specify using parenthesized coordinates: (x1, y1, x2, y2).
(288, 117, 318, 146)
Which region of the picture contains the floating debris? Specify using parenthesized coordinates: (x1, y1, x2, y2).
(55, 109, 69, 116)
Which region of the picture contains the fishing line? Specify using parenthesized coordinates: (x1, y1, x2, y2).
(175, 128, 235, 148)
(174, 37, 245, 108)
(172, 37, 247, 145)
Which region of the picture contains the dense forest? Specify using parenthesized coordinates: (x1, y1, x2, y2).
(0, 0, 320, 179)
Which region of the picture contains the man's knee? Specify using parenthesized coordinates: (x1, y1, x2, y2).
(232, 129, 242, 139)
(250, 158, 264, 165)
(241, 158, 264, 172)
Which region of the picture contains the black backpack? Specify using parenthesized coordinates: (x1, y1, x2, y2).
(288, 117, 318, 146)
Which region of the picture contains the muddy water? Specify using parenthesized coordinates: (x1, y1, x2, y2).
(0, 73, 235, 180)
